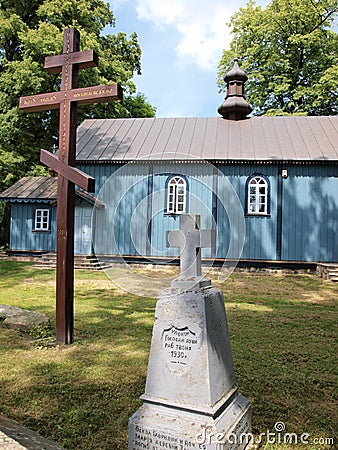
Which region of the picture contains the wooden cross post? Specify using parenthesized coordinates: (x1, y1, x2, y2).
(19, 28, 122, 344)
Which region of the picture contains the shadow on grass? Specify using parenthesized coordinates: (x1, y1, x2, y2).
(0, 261, 33, 288)
(2, 357, 145, 450)
(3, 300, 336, 450)
(0, 264, 337, 449)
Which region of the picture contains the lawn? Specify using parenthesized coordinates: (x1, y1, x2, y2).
(0, 261, 337, 449)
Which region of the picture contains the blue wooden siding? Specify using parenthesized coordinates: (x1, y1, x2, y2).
(217, 164, 278, 260)
(150, 163, 215, 258)
(281, 165, 338, 262)
(79, 162, 338, 262)
(10, 203, 56, 251)
(77, 163, 120, 196)
(90, 162, 215, 258)
(92, 164, 149, 255)
(217, 163, 338, 262)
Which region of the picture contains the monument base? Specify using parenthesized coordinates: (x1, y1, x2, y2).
(128, 284, 252, 450)
(129, 392, 251, 450)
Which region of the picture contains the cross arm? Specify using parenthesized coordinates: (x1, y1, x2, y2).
(200, 229, 216, 248)
(71, 83, 123, 105)
(44, 50, 99, 74)
(19, 83, 123, 113)
(40, 149, 95, 192)
(167, 229, 216, 249)
(166, 229, 184, 249)
(19, 91, 64, 112)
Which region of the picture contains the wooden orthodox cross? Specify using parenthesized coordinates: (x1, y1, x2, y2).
(19, 28, 122, 344)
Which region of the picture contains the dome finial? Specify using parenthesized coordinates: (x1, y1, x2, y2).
(218, 58, 252, 120)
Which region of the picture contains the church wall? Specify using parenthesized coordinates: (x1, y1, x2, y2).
(281, 164, 338, 262)
(77, 163, 120, 196)
(150, 163, 215, 259)
(91, 164, 150, 256)
(217, 164, 278, 260)
(78, 161, 337, 262)
(10, 202, 56, 252)
(88, 162, 216, 258)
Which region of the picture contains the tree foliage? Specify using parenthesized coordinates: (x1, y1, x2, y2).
(218, 0, 338, 116)
(0, 0, 156, 191)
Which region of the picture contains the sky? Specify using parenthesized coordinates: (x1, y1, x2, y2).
(107, 0, 270, 118)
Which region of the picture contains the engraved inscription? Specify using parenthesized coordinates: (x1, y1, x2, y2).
(23, 98, 36, 106)
(60, 29, 71, 158)
(57, 228, 67, 240)
(162, 326, 199, 366)
(230, 413, 251, 439)
(40, 94, 57, 103)
(131, 426, 196, 450)
(73, 87, 115, 98)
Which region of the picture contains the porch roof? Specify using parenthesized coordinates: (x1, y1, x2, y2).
(0, 177, 100, 205)
(0, 177, 57, 202)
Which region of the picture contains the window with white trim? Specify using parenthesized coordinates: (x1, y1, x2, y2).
(167, 176, 187, 214)
(34, 209, 50, 231)
(247, 176, 269, 214)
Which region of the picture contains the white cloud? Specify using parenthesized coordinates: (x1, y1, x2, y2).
(135, 0, 234, 71)
(136, 0, 184, 27)
(110, 0, 130, 7)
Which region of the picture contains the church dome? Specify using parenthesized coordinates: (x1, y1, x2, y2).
(218, 58, 252, 120)
(224, 58, 248, 83)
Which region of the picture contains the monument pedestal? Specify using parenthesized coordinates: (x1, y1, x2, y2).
(128, 282, 252, 450)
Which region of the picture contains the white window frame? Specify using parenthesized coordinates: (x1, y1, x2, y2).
(167, 176, 187, 214)
(34, 208, 50, 231)
(247, 176, 269, 215)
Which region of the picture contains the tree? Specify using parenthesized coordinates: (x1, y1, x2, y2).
(218, 0, 338, 116)
(0, 0, 156, 192)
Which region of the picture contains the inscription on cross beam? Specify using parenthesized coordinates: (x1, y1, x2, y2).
(19, 28, 123, 344)
(166, 214, 216, 289)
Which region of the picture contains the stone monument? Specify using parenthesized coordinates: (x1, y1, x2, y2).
(128, 214, 252, 449)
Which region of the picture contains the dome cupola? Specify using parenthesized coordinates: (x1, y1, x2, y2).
(218, 59, 252, 120)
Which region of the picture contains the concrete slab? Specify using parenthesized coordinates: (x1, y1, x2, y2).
(0, 415, 65, 450)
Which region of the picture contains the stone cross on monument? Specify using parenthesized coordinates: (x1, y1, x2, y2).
(166, 214, 216, 288)
(129, 213, 252, 449)
(19, 28, 122, 344)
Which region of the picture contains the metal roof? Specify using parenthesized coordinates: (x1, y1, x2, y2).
(0, 177, 57, 201)
(0, 176, 100, 204)
(76, 116, 338, 163)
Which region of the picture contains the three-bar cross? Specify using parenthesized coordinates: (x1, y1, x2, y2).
(19, 28, 122, 344)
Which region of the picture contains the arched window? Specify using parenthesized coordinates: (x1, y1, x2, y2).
(247, 175, 269, 215)
(167, 176, 187, 214)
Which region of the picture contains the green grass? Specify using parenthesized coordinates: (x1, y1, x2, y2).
(0, 261, 337, 449)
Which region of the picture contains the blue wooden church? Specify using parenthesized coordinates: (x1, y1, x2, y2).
(1, 61, 337, 263)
